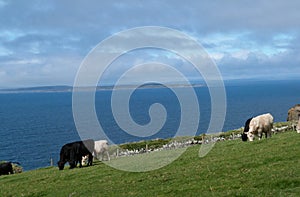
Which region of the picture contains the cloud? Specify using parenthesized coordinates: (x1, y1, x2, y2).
(98, 49, 198, 85)
(0, 54, 81, 87)
(0, 1, 300, 87)
(217, 48, 300, 80)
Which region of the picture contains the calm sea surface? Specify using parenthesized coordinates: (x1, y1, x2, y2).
(0, 80, 299, 170)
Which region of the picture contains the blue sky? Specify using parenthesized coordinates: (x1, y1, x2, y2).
(0, 0, 300, 87)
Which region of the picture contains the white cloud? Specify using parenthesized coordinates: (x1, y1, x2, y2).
(0, 54, 81, 87)
(0, 46, 12, 56)
(4, 58, 42, 65)
(231, 50, 250, 60)
(0, 1, 300, 87)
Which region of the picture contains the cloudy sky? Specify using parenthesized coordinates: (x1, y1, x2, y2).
(0, 0, 300, 87)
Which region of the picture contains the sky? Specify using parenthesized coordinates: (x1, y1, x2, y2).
(0, 0, 300, 87)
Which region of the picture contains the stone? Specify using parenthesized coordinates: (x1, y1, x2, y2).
(287, 104, 300, 121)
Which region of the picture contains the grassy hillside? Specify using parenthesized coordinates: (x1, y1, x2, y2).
(1, 131, 300, 196)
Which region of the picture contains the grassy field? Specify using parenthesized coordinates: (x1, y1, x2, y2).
(1, 131, 300, 196)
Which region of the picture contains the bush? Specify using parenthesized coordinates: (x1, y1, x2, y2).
(194, 134, 205, 141)
(274, 122, 291, 127)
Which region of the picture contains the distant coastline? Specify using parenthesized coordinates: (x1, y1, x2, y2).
(0, 83, 204, 94)
(1, 79, 299, 94)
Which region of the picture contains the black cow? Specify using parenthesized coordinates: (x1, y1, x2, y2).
(57, 139, 94, 170)
(0, 162, 13, 176)
(242, 117, 253, 142)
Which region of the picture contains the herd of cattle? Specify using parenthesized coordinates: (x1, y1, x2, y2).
(1, 112, 299, 174)
(58, 139, 109, 170)
(56, 112, 287, 170)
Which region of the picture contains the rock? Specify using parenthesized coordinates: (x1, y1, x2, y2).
(287, 104, 300, 121)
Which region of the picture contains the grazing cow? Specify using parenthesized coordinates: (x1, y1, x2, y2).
(94, 140, 110, 161)
(58, 139, 94, 170)
(0, 162, 13, 176)
(244, 113, 274, 141)
(242, 117, 253, 142)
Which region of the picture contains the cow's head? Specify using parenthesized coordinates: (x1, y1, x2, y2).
(241, 133, 248, 141)
(57, 161, 65, 170)
(246, 130, 255, 141)
(82, 155, 89, 165)
(242, 117, 253, 142)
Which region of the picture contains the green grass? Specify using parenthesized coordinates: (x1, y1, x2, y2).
(1, 131, 300, 196)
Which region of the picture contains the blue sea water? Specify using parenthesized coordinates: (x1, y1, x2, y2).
(0, 80, 299, 171)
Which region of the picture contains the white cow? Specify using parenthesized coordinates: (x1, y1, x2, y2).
(94, 140, 110, 161)
(246, 113, 274, 141)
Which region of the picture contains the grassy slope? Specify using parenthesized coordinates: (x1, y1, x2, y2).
(1, 131, 300, 197)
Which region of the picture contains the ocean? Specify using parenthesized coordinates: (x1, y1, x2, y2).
(0, 80, 299, 170)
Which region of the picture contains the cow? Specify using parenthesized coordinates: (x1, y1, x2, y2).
(243, 113, 274, 141)
(0, 162, 21, 176)
(0, 162, 13, 176)
(57, 139, 94, 170)
(94, 140, 110, 161)
(242, 117, 253, 141)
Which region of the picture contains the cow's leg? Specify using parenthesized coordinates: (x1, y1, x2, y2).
(269, 131, 272, 138)
(268, 126, 272, 138)
(78, 155, 82, 168)
(69, 149, 77, 169)
(87, 155, 90, 166)
(89, 154, 93, 166)
(258, 133, 262, 140)
(266, 130, 271, 138)
(69, 161, 75, 169)
(98, 152, 102, 161)
(106, 151, 110, 161)
(86, 153, 92, 166)
(257, 128, 263, 140)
